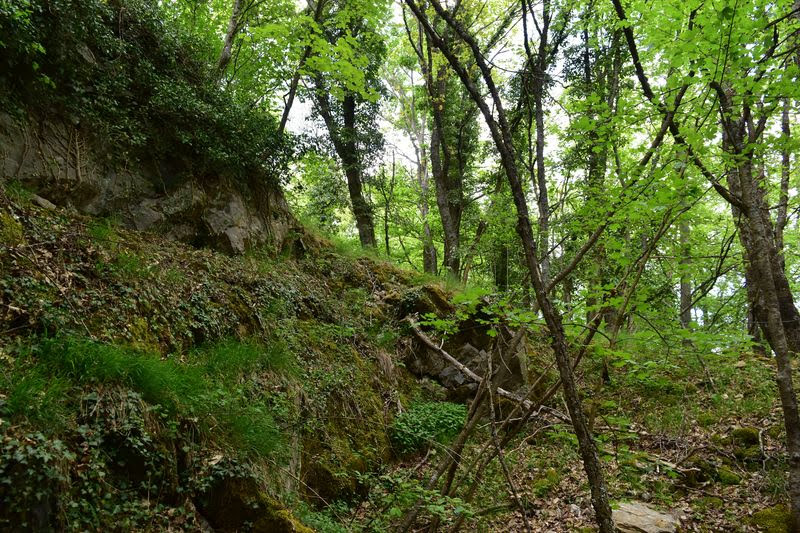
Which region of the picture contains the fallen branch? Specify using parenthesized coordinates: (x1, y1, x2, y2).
(406, 317, 534, 409)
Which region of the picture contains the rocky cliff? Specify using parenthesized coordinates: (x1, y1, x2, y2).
(0, 113, 296, 254)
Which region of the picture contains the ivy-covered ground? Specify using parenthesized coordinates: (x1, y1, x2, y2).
(0, 186, 437, 531)
(0, 186, 793, 532)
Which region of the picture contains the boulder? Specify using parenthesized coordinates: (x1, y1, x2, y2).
(732, 426, 760, 447)
(750, 505, 791, 533)
(613, 501, 680, 533)
(197, 477, 312, 533)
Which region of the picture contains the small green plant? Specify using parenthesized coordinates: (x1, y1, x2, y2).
(88, 217, 120, 243)
(390, 402, 467, 455)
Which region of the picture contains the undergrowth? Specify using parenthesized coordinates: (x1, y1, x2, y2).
(1, 336, 291, 457)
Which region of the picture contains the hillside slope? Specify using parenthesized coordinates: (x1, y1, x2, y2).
(0, 189, 451, 531)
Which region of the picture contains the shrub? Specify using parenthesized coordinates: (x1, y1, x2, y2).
(390, 402, 467, 455)
(0, 0, 292, 185)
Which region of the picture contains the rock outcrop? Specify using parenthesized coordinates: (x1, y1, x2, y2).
(0, 114, 295, 253)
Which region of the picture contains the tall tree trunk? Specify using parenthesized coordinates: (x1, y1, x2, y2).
(429, 109, 460, 274)
(495, 243, 509, 292)
(532, 12, 550, 284)
(341, 94, 377, 247)
(612, 4, 800, 520)
(406, 1, 615, 529)
(713, 83, 800, 533)
(427, 55, 462, 276)
(313, 83, 377, 247)
(217, 0, 244, 75)
(461, 220, 487, 284)
(414, 129, 437, 273)
(776, 98, 791, 260)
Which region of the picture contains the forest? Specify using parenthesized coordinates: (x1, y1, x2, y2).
(1, 0, 800, 531)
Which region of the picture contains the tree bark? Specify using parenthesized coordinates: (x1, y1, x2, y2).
(776, 98, 791, 260)
(313, 83, 377, 247)
(426, 45, 462, 276)
(217, 0, 244, 75)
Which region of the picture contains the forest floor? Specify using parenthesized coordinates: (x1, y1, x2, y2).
(339, 328, 792, 531)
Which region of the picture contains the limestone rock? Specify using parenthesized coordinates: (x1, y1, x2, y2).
(613, 501, 679, 533)
(0, 113, 294, 254)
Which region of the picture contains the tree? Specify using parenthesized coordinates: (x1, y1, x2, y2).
(403, 5, 482, 276)
(303, 0, 389, 247)
(611, 0, 800, 525)
(404, 0, 616, 529)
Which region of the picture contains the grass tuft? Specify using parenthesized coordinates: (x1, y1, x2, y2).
(2, 336, 285, 458)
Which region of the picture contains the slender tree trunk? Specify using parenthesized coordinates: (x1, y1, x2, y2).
(495, 243, 509, 292)
(427, 59, 461, 276)
(776, 98, 791, 260)
(415, 136, 437, 273)
(533, 47, 550, 284)
(341, 94, 377, 247)
(712, 81, 800, 531)
(405, 2, 615, 529)
(461, 220, 487, 284)
(611, 15, 800, 525)
(429, 110, 460, 274)
(679, 218, 692, 330)
(313, 84, 377, 247)
(217, 0, 244, 74)
(279, 0, 326, 134)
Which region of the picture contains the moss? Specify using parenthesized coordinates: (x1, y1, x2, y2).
(716, 466, 741, 485)
(750, 505, 791, 532)
(734, 445, 764, 464)
(255, 498, 315, 533)
(710, 433, 730, 446)
(732, 426, 760, 446)
(0, 211, 24, 246)
(532, 468, 561, 497)
(693, 496, 724, 511)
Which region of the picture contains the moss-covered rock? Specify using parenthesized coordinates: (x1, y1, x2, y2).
(750, 505, 791, 532)
(0, 211, 24, 246)
(716, 466, 741, 485)
(732, 426, 760, 447)
(198, 477, 312, 533)
(681, 457, 715, 487)
(734, 445, 764, 465)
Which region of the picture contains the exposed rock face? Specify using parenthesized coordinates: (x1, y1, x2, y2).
(0, 113, 295, 253)
(612, 501, 680, 533)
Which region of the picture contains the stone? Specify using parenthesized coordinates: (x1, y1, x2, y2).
(716, 466, 741, 485)
(732, 426, 760, 446)
(613, 501, 679, 533)
(750, 505, 791, 533)
(0, 113, 295, 255)
(197, 477, 313, 533)
(31, 194, 56, 210)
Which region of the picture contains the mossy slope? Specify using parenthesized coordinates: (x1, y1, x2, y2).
(0, 191, 436, 531)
